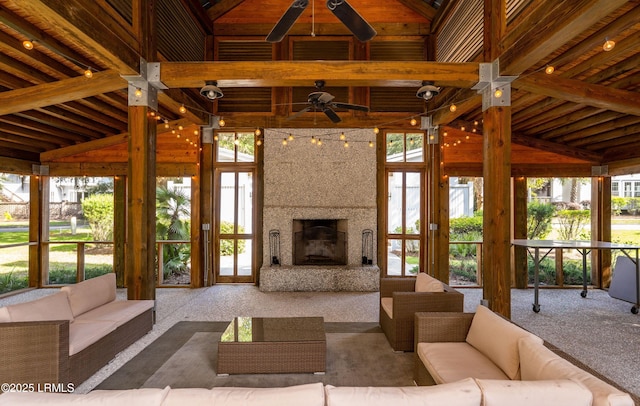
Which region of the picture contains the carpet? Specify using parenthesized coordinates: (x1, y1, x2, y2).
(96, 321, 414, 390)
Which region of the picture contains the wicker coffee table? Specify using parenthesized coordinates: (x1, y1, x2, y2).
(217, 316, 326, 375)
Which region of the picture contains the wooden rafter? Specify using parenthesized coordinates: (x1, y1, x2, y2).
(207, 0, 246, 21)
(397, 0, 437, 20)
(0, 70, 126, 115)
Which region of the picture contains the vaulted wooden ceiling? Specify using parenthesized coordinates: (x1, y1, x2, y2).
(0, 0, 639, 175)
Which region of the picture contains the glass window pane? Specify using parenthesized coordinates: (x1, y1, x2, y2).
(237, 132, 255, 162)
(387, 172, 403, 234)
(217, 132, 235, 162)
(405, 172, 420, 234)
(405, 239, 420, 275)
(406, 133, 424, 162)
(386, 133, 405, 162)
(219, 173, 236, 233)
(220, 239, 234, 276)
(238, 172, 253, 234)
(238, 239, 252, 276)
(387, 239, 402, 276)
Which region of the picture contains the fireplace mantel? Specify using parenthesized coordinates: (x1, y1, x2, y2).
(259, 265, 380, 292)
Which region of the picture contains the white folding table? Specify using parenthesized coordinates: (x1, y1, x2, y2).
(511, 239, 640, 314)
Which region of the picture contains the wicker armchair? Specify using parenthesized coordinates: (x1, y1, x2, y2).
(379, 277, 463, 351)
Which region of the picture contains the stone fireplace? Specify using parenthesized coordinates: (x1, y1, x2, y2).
(259, 128, 379, 292)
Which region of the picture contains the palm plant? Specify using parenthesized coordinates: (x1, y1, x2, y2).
(156, 186, 191, 278)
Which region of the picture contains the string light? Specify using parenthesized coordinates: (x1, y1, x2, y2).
(255, 128, 262, 136)
(282, 138, 288, 146)
(373, 127, 380, 134)
(317, 138, 322, 146)
(164, 119, 170, 129)
(311, 136, 317, 144)
(22, 40, 34, 50)
(494, 88, 503, 98)
(256, 139, 262, 146)
(134, 88, 143, 98)
(83, 68, 93, 78)
(545, 65, 555, 74)
(194, 130, 199, 136)
(603, 37, 615, 52)
(218, 117, 226, 127)
(178, 125, 184, 131)
(339, 132, 346, 140)
(410, 118, 417, 126)
(344, 141, 349, 148)
(449, 104, 457, 112)
(369, 141, 374, 147)
(179, 104, 187, 114)
(288, 134, 294, 141)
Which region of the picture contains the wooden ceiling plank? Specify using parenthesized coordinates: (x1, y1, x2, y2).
(160, 60, 479, 88)
(5, 0, 140, 74)
(545, 112, 632, 143)
(500, 0, 629, 75)
(207, 0, 245, 21)
(16, 110, 101, 139)
(0, 116, 89, 143)
(39, 105, 118, 135)
(510, 133, 601, 163)
(0, 130, 58, 150)
(513, 72, 640, 116)
(572, 123, 640, 149)
(396, 0, 437, 20)
(0, 137, 47, 153)
(522, 106, 606, 138)
(0, 51, 54, 83)
(0, 69, 126, 115)
(0, 121, 73, 146)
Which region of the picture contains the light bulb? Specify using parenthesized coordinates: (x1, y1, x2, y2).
(194, 130, 199, 135)
(134, 88, 143, 98)
(410, 118, 417, 126)
(288, 134, 294, 141)
(84, 68, 93, 78)
(603, 38, 615, 52)
(545, 65, 555, 74)
(344, 141, 349, 148)
(449, 104, 457, 112)
(255, 128, 261, 136)
(339, 132, 346, 140)
(282, 138, 287, 146)
(213, 135, 219, 141)
(317, 139, 322, 146)
(373, 127, 380, 134)
(256, 139, 262, 146)
(164, 120, 169, 129)
(461, 126, 466, 131)
(22, 40, 34, 50)
(494, 88, 503, 98)
(369, 141, 374, 147)
(311, 136, 317, 144)
(234, 138, 240, 145)
(178, 125, 184, 130)
(179, 104, 187, 114)
(218, 118, 225, 127)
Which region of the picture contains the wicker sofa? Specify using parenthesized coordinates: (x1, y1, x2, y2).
(0, 273, 154, 388)
(380, 273, 463, 351)
(0, 379, 596, 406)
(414, 305, 634, 406)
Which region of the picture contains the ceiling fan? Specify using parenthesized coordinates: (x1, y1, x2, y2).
(290, 80, 370, 123)
(266, 0, 377, 43)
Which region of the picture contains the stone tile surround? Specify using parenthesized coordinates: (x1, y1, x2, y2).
(261, 128, 378, 291)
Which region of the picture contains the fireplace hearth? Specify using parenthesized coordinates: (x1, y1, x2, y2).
(293, 219, 347, 265)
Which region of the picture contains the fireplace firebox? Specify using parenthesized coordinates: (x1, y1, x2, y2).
(293, 219, 347, 265)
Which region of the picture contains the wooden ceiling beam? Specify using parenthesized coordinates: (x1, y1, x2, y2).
(0, 121, 73, 147)
(213, 22, 430, 37)
(0, 70, 126, 115)
(217, 112, 423, 129)
(431, 90, 482, 126)
(0, 156, 37, 173)
(0, 115, 89, 143)
(606, 157, 640, 176)
(0, 137, 47, 153)
(16, 110, 100, 139)
(391, 1, 437, 20)
(499, 0, 629, 75)
(0, 131, 58, 150)
(513, 73, 640, 116)
(160, 61, 479, 89)
(207, 0, 245, 21)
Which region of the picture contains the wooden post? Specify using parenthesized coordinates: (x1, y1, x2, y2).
(114, 175, 126, 287)
(482, 106, 512, 317)
(592, 176, 612, 287)
(28, 174, 45, 287)
(126, 106, 157, 300)
(512, 177, 527, 288)
(430, 127, 450, 283)
(77, 242, 85, 282)
(190, 173, 201, 288)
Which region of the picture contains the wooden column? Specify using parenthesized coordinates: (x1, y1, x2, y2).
(190, 173, 202, 288)
(28, 174, 46, 287)
(512, 177, 527, 288)
(591, 176, 612, 287)
(430, 127, 450, 283)
(114, 175, 126, 287)
(126, 107, 156, 299)
(482, 106, 512, 317)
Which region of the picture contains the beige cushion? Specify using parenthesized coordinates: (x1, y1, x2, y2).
(5, 291, 74, 322)
(417, 342, 509, 384)
(0, 306, 11, 322)
(62, 273, 116, 318)
(519, 337, 634, 406)
(475, 378, 592, 406)
(68, 319, 117, 355)
(164, 383, 324, 406)
(0, 387, 170, 406)
(324, 378, 481, 406)
(380, 297, 393, 319)
(415, 273, 444, 292)
(75, 300, 154, 328)
(465, 304, 542, 380)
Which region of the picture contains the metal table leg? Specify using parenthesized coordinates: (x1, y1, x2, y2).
(533, 247, 540, 313)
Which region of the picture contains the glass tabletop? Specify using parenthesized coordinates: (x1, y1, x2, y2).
(220, 316, 325, 343)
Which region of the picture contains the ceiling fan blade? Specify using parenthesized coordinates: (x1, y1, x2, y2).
(266, 0, 309, 43)
(287, 106, 313, 121)
(323, 107, 342, 123)
(326, 0, 376, 42)
(332, 102, 369, 112)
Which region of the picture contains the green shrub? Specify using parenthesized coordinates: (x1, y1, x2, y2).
(450, 216, 483, 237)
(449, 231, 482, 257)
(527, 258, 586, 285)
(556, 209, 590, 240)
(527, 202, 555, 239)
(449, 259, 478, 283)
(81, 194, 114, 241)
(0, 271, 28, 294)
(219, 221, 246, 255)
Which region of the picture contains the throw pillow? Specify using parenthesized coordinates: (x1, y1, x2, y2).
(415, 272, 444, 292)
